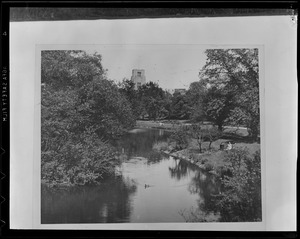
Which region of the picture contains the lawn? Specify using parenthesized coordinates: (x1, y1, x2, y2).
(153, 129, 260, 175)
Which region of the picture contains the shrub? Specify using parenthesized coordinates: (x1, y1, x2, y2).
(170, 126, 189, 150)
(152, 141, 169, 152)
(41, 128, 119, 186)
(41, 51, 135, 186)
(179, 207, 220, 222)
(200, 158, 208, 165)
(204, 162, 214, 172)
(214, 148, 262, 221)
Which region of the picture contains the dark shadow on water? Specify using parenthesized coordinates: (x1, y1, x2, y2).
(168, 158, 200, 180)
(168, 158, 222, 221)
(41, 175, 137, 224)
(188, 170, 221, 212)
(168, 158, 221, 212)
(114, 128, 170, 160)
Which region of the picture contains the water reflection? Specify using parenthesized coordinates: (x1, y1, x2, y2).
(188, 170, 221, 212)
(41, 176, 137, 223)
(168, 157, 199, 180)
(114, 128, 170, 160)
(168, 156, 221, 215)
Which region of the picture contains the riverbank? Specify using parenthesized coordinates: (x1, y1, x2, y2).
(154, 138, 260, 177)
(136, 120, 191, 130)
(136, 120, 249, 136)
(137, 120, 260, 176)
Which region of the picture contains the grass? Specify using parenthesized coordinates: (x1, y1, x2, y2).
(191, 138, 259, 170)
(136, 120, 251, 136)
(154, 136, 260, 175)
(145, 120, 260, 175)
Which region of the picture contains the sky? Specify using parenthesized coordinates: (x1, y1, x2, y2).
(86, 45, 208, 90)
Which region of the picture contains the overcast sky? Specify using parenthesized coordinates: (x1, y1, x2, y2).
(86, 44, 207, 89)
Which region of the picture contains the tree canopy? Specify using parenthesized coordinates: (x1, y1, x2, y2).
(41, 50, 135, 186)
(199, 49, 260, 139)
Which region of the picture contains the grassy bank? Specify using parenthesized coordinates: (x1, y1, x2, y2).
(153, 133, 260, 176)
(136, 120, 250, 136)
(136, 120, 190, 130)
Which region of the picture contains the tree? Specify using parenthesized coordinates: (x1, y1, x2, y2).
(199, 49, 260, 140)
(186, 124, 222, 153)
(204, 86, 234, 131)
(188, 124, 205, 153)
(41, 50, 135, 186)
(42, 50, 106, 90)
(186, 81, 207, 122)
(204, 127, 222, 150)
(214, 148, 262, 222)
(118, 78, 143, 119)
(162, 91, 173, 119)
(137, 82, 166, 121)
(170, 92, 190, 119)
(170, 125, 189, 150)
(87, 79, 135, 140)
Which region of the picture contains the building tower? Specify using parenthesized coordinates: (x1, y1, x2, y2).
(131, 69, 146, 90)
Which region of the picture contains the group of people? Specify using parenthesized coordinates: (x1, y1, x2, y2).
(220, 141, 233, 151)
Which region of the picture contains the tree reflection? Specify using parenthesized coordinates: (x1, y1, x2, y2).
(168, 158, 199, 180)
(114, 128, 170, 160)
(168, 158, 221, 222)
(41, 175, 137, 223)
(188, 170, 221, 213)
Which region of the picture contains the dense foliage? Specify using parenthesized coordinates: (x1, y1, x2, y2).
(185, 81, 207, 122)
(169, 126, 190, 150)
(137, 82, 167, 120)
(199, 49, 260, 139)
(179, 148, 261, 222)
(41, 50, 135, 186)
(214, 148, 262, 221)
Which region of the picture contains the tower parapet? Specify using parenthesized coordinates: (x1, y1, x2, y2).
(131, 69, 146, 90)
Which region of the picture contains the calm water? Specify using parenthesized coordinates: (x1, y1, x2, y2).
(41, 128, 220, 223)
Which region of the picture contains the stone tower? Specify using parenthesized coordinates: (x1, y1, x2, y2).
(131, 69, 146, 90)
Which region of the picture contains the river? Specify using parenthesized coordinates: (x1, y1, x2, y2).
(41, 128, 220, 223)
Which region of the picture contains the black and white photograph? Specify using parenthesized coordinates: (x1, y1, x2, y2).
(7, 9, 297, 231)
(40, 46, 261, 224)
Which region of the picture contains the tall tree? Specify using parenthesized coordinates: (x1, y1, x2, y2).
(137, 82, 166, 121)
(41, 50, 135, 186)
(186, 81, 207, 122)
(118, 78, 143, 119)
(170, 92, 190, 119)
(199, 49, 260, 139)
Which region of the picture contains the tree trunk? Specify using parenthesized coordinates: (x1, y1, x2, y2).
(208, 141, 212, 150)
(218, 124, 223, 131)
(197, 138, 202, 153)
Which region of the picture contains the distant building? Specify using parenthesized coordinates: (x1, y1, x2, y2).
(131, 69, 146, 90)
(165, 89, 175, 95)
(174, 89, 187, 95)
